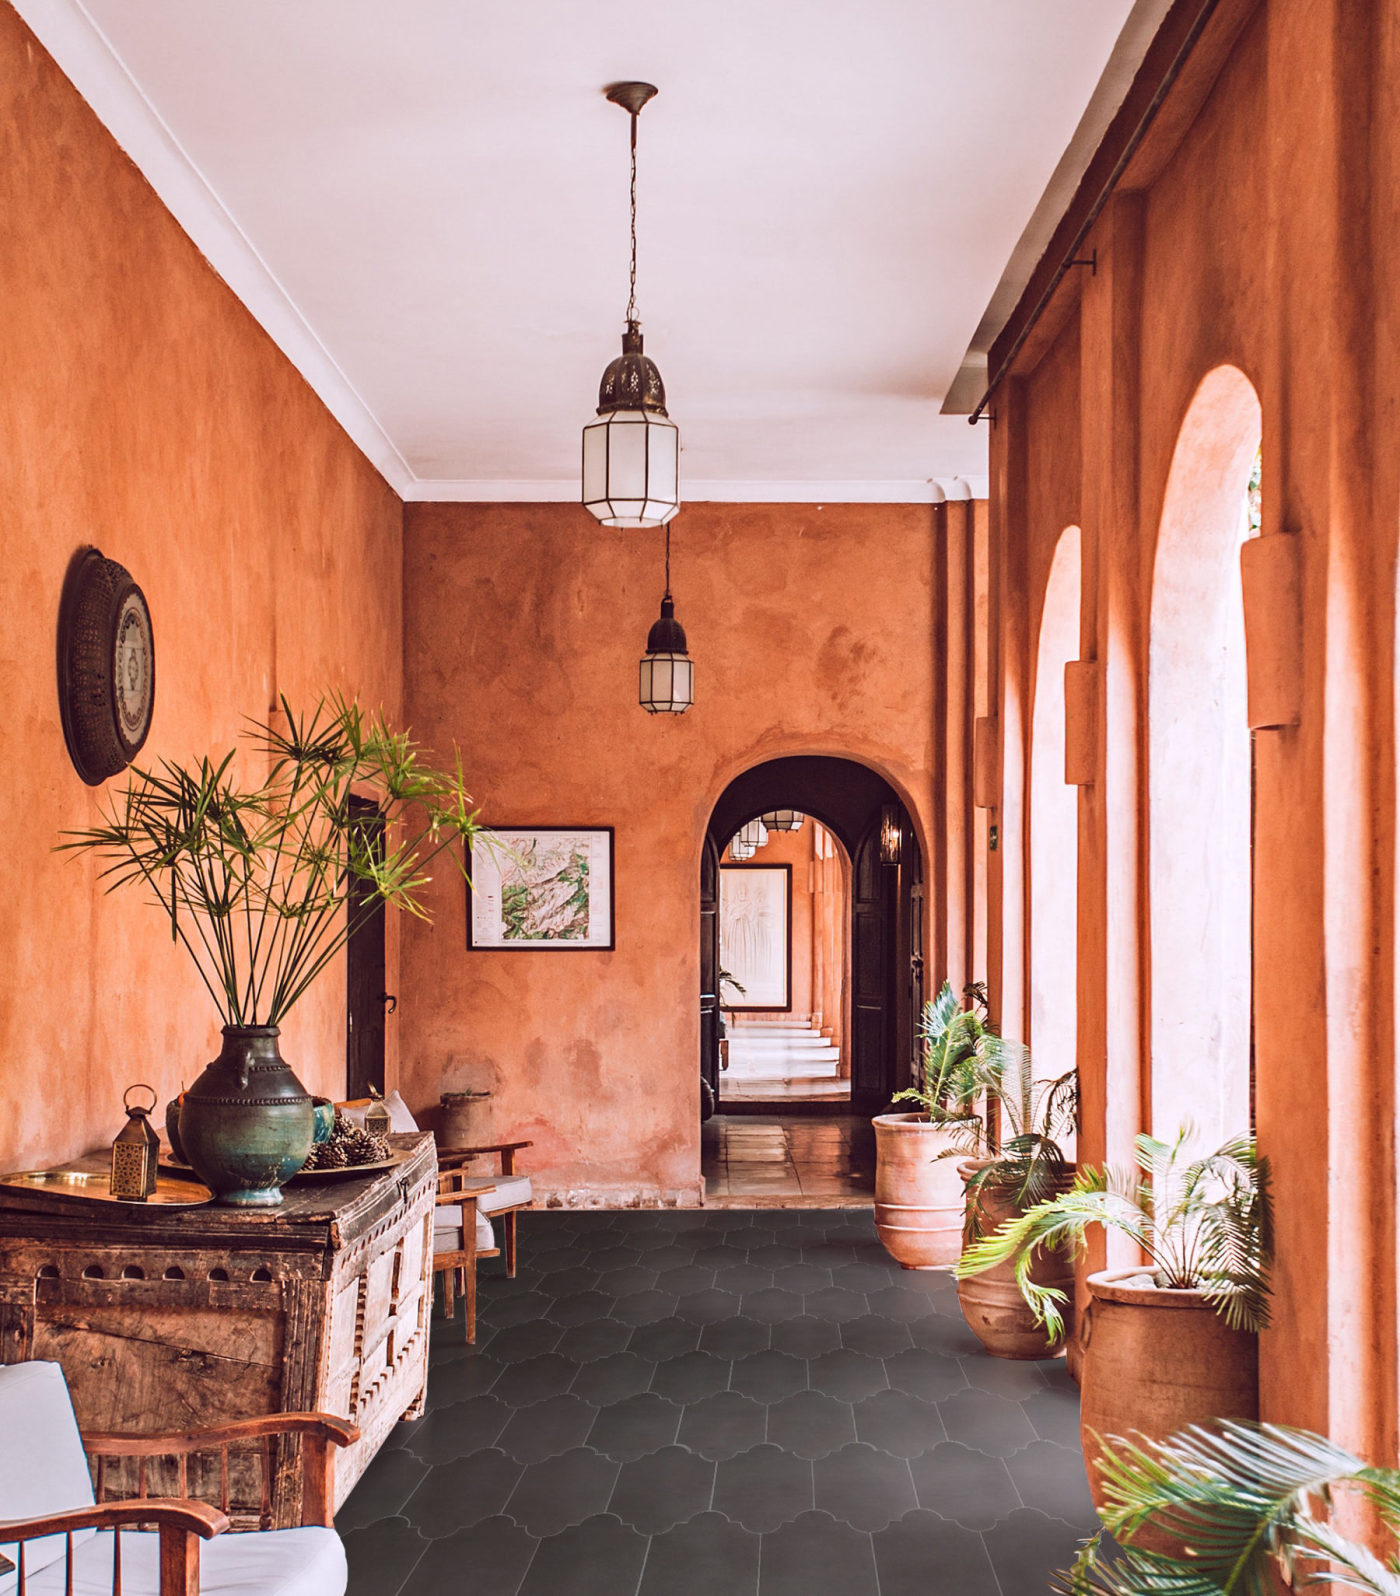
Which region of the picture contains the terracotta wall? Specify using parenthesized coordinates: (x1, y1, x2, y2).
(978, 0, 1400, 1460)
(0, 8, 403, 1173)
(400, 501, 943, 1206)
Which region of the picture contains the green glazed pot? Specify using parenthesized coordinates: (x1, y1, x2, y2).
(179, 1026, 314, 1206)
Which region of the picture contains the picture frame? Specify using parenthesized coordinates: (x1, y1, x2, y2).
(719, 862, 792, 1011)
(467, 826, 615, 951)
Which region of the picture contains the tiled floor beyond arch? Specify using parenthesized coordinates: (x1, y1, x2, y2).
(340, 1209, 1096, 1595)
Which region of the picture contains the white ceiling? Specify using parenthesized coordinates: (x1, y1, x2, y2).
(19, 0, 1152, 502)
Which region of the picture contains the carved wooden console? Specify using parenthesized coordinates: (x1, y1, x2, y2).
(0, 1132, 434, 1528)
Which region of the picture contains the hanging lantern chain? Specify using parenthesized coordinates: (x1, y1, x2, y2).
(627, 109, 639, 326)
(664, 521, 672, 597)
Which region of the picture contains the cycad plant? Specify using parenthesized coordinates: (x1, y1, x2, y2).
(1056, 1420, 1400, 1595)
(956, 1128, 1272, 1342)
(892, 979, 991, 1146)
(893, 982, 1078, 1216)
(59, 695, 479, 1026)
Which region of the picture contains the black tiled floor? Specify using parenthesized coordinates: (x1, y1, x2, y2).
(343, 1208, 1096, 1594)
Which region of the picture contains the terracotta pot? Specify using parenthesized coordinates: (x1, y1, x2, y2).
(1079, 1268, 1259, 1515)
(956, 1159, 1076, 1359)
(872, 1113, 968, 1269)
(439, 1090, 490, 1148)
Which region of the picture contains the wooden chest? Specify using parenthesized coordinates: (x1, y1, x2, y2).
(0, 1132, 434, 1528)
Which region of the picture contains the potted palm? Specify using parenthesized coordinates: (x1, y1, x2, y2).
(953, 1039, 1078, 1359)
(957, 1128, 1272, 1512)
(1056, 1419, 1400, 1594)
(61, 696, 478, 1206)
(872, 981, 988, 1269)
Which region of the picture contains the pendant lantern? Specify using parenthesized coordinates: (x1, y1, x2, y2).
(730, 834, 755, 861)
(582, 82, 680, 529)
(760, 810, 804, 833)
(738, 819, 768, 852)
(638, 522, 694, 714)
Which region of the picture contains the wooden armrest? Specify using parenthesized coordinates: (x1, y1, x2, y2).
(435, 1183, 493, 1206)
(438, 1140, 532, 1157)
(0, 1499, 228, 1541)
(84, 1412, 360, 1455)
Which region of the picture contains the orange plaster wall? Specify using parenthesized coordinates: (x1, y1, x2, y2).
(0, 9, 403, 1173)
(400, 501, 942, 1206)
(988, 0, 1400, 1456)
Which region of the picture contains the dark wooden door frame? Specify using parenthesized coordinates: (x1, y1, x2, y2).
(346, 796, 389, 1101)
(701, 756, 924, 1115)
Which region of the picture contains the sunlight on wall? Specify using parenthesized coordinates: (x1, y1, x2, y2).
(1149, 367, 1261, 1154)
(1029, 527, 1082, 1102)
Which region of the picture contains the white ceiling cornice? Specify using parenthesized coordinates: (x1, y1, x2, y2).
(17, 0, 416, 493)
(403, 478, 988, 506)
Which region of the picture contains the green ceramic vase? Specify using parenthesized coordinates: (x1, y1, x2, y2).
(179, 1026, 314, 1206)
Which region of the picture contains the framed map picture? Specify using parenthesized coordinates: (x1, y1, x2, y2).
(468, 827, 615, 950)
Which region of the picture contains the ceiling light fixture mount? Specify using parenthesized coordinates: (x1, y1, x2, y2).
(582, 80, 680, 529)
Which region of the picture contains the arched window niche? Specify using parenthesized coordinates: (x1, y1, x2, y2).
(1148, 365, 1262, 1156)
(1029, 526, 1082, 1114)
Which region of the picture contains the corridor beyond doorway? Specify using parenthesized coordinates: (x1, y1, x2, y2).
(721, 1018, 846, 1103)
(702, 1114, 874, 1207)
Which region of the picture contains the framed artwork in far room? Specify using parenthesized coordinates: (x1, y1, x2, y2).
(467, 827, 615, 951)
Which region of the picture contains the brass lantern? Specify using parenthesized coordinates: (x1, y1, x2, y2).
(582, 82, 680, 529)
(879, 804, 903, 866)
(110, 1083, 159, 1201)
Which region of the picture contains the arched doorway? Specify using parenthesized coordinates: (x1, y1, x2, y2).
(702, 756, 924, 1117)
(1148, 366, 1261, 1152)
(1029, 527, 1081, 1092)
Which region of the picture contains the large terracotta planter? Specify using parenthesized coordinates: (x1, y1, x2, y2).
(956, 1159, 1076, 1359)
(872, 1113, 967, 1269)
(1079, 1268, 1259, 1514)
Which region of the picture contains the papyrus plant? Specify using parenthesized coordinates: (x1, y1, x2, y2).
(60, 696, 479, 1026)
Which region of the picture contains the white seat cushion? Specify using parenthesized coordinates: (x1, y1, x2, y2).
(20, 1526, 345, 1596)
(0, 1360, 96, 1584)
(455, 1174, 532, 1214)
(434, 1206, 495, 1252)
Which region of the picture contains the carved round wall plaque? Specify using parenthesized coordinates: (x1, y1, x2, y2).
(57, 548, 155, 785)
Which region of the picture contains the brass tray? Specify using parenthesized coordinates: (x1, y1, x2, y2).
(291, 1154, 404, 1184)
(0, 1168, 213, 1208)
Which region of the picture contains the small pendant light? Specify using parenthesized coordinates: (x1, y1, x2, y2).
(761, 810, 804, 832)
(639, 522, 694, 714)
(738, 819, 768, 852)
(730, 834, 756, 861)
(582, 82, 680, 529)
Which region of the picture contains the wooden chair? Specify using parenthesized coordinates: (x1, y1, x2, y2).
(432, 1171, 496, 1343)
(0, 1359, 358, 1596)
(436, 1140, 534, 1279)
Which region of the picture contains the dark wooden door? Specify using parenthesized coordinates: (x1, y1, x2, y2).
(905, 879, 925, 1095)
(699, 836, 721, 1100)
(850, 822, 894, 1106)
(346, 797, 388, 1101)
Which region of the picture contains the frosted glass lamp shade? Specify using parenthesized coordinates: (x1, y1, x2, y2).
(639, 594, 693, 714)
(729, 835, 755, 860)
(761, 810, 804, 832)
(583, 409, 679, 528)
(738, 819, 768, 851)
(639, 650, 693, 714)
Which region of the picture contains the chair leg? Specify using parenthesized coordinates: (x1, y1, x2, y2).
(442, 1265, 455, 1321)
(465, 1201, 479, 1343)
(504, 1209, 518, 1278)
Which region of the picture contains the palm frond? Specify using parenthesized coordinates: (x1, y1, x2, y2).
(1066, 1421, 1400, 1596)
